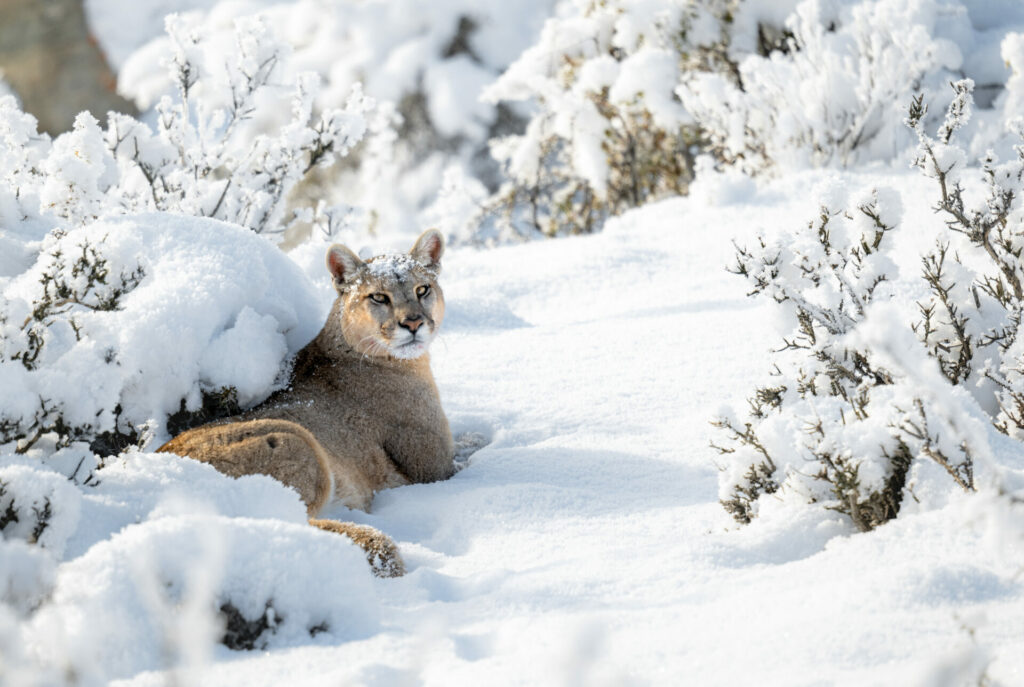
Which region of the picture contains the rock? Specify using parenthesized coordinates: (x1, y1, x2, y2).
(0, 0, 136, 135)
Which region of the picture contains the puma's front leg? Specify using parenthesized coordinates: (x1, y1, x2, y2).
(383, 423, 455, 484)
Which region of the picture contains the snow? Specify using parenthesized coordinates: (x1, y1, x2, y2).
(0, 462, 82, 559)
(0, 540, 56, 615)
(2, 0, 1024, 684)
(363, 254, 430, 282)
(199, 307, 290, 407)
(608, 47, 685, 129)
(3, 167, 1023, 684)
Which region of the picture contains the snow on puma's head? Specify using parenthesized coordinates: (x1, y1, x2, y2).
(326, 229, 446, 360)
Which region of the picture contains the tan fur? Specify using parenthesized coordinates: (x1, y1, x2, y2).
(157, 229, 454, 576)
(309, 519, 406, 577)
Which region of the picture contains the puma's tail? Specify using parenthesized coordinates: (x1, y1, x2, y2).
(309, 519, 406, 578)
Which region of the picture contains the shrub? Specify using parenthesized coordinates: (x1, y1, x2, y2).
(0, 234, 145, 453)
(0, 464, 82, 558)
(0, 214, 322, 459)
(480, 0, 966, 237)
(713, 79, 1024, 530)
(679, 0, 967, 173)
(713, 183, 981, 530)
(479, 0, 731, 237)
(906, 80, 1024, 439)
(108, 0, 559, 239)
(0, 12, 369, 277)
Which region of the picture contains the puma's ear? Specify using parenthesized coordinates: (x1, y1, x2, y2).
(410, 228, 444, 271)
(326, 244, 364, 288)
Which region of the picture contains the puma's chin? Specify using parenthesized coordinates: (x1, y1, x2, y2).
(388, 336, 431, 360)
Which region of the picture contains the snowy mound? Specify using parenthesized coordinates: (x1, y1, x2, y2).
(68, 451, 315, 558)
(24, 513, 379, 683)
(1, 213, 324, 445)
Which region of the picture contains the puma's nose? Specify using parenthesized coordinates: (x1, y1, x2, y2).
(401, 314, 424, 332)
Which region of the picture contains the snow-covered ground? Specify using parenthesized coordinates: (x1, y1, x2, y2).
(4, 168, 1022, 685)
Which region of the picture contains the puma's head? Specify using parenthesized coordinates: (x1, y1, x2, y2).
(326, 229, 445, 360)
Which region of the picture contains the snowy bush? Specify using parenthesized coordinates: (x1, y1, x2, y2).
(108, 14, 368, 236)
(0, 214, 321, 458)
(907, 80, 1024, 439)
(713, 184, 984, 530)
(95, 0, 556, 239)
(0, 97, 57, 279)
(479, 0, 723, 237)
(480, 0, 934, 236)
(679, 0, 967, 173)
(713, 80, 1024, 530)
(0, 441, 357, 681)
(0, 234, 147, 454)
(479, 0, 972, 237)
(0, 463, 82, 558)
(0, 13, 368, 279)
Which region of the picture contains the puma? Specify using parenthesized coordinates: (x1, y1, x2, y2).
(158, 229, 454, 577)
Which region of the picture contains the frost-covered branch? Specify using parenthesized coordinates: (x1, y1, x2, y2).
(907, 81, 1024, 439)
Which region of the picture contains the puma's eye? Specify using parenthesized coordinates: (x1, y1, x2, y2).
(369, 293, 391, 305)
(416, 284, 431, 298)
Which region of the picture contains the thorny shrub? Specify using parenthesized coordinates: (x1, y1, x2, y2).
(713, 80, 1024, 530)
